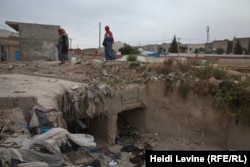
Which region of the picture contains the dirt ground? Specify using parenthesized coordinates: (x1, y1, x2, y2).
(0, 55, 249, 166)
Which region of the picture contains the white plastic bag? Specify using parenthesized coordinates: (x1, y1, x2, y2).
(67, 133, 96, 147)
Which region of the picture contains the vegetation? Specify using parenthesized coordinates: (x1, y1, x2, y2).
(213, 80, 250, 122)
(177, 61, 190, 73)
(178, 79, 190, 99)
(127, 54, 138, 62)
(212, 67, 227, 80)
(163, 58, 174, 66)
(226, 41, 233, 54)
(161, 57, 250, 124)
(216, 47, 225, 55)
(195, 62, 227, 80)
(234, 39, 243, 54)
(119, 45, 140, 55)
(169, 35, 178, 53)
(194, 48, 205, 54)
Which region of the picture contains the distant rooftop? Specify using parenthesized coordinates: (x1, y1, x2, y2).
(0, 29, 19, 38)
(5, 21, 60, 32)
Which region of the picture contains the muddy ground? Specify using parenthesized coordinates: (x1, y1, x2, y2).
(0, 55, 249, 167)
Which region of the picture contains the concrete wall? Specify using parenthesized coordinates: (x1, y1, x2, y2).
(60, 81, 250, 149)
(0, 96, 37, 110)
(18, 23, 60, 61)
(187, 43, 205, 53)
(141, 81, 230, 145)
(227, 118, 250, 150)
(212, 41, 228, 52)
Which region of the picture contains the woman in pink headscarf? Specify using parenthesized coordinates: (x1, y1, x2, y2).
(102, 26, 115, 61)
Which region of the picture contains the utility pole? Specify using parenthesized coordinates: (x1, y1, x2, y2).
(206, 26, 210, 43)
(177, 37, 180, 56)
(206, 26, 210, 53)
(69, 38, 72, 49)
(69, 37, 76, 49)
(98, 22, 101, 55)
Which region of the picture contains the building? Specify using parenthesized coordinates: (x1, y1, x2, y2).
(82, 48, 98, 55)
(6, 21, 60, 61)
(142, 44, 160, 53)
(0, 29, 20, 61)
(212, 39, 229, 53)
(233, 37, 250, 54)
(160, 43, 171, 54)
(205, 42, 213, 53)
(0, 29, 18, 38)
(186, 43, 205, 53)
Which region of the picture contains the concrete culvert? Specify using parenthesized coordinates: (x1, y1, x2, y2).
(115, 109, 146, 146)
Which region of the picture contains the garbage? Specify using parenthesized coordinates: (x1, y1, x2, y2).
(84, 159, 101, 167)
(108, 159, 117, 167)
(38, 127, 51, 134)
(3, 127, 96, 160)
(17, 162, 49, 167)
(120, 144, 138, 152)
(0, 148, 66, 167)
(129, 149, 145, 167)
(104, 150, 121, 160)
(70, 85, 80, 90)
(89, 147, 99, 153)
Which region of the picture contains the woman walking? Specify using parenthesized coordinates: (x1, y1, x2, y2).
(102, 26, 115, 61)
(57, 28, 69, 64)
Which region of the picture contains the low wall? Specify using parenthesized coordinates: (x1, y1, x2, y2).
(135, 81, 230, 145)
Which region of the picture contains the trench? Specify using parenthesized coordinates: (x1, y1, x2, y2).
(1, 81, 250, 150)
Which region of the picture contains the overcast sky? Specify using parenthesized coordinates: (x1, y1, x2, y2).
(0, 0, 250, 49)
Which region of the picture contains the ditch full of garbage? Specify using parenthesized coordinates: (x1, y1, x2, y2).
(0, 101, 150, 167)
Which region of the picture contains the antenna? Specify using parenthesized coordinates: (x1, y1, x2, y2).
(206, 26, 210, 43)
(98, 22, 101, 55)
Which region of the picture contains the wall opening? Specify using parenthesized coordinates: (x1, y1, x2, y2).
(116, 108, 146, 146)
(64, 108, 146, 146)
(65, 114, 109, 146)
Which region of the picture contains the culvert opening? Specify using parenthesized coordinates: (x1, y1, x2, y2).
(116, 108, 146, 146)
(63, 108, 146, 146)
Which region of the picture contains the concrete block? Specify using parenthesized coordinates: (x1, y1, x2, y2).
(15, 96, 37, 110)
(0, 97, 15, 108)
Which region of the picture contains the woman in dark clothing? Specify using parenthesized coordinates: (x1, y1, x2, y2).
(102, 26, 115, 61)
(57, 28, 69, 64)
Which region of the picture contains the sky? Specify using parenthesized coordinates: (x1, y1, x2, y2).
(0, 0, 250, 49)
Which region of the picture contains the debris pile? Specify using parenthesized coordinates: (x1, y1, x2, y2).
(58, 82, 116, 119)
(0, 105, 98, 166)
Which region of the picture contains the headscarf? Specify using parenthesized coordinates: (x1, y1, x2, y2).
(58, 28, 68, 37)
(105, 26, 114, 43)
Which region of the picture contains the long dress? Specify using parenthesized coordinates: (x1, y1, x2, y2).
(57, 35, 69, 61)
(103, 33, 115, 61)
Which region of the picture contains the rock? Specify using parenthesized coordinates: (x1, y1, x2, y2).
(103, 69, 108, 76)
(14, 90, 25, 93)
(208, 76, 221, 87)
